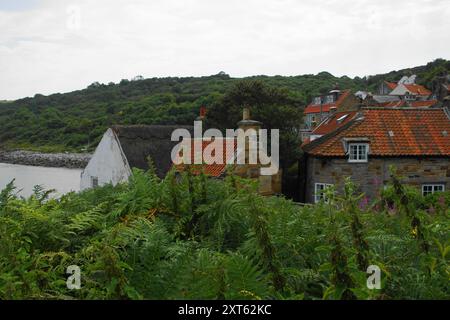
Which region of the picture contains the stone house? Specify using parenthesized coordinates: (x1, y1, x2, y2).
(300, 107, 450, 203)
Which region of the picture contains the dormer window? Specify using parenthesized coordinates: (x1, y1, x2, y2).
(324, 95, 334, 104)
(313, 97, 322, 105)
(348, 143, 369, 163)
(405, 93, 415, 101)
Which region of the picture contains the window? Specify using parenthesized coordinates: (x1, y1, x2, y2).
(324, 95, 334, 103)
(91, 176, 99, 188)
(313, 97, 322, 105)
(422, 184, 445, 196)
(348, 143, 369, 163)
(315, 183, 333, 203)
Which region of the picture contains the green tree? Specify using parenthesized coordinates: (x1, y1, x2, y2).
(206, 80, 303, 177)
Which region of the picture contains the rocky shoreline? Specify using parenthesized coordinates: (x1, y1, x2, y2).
(0, 150, 92, 169)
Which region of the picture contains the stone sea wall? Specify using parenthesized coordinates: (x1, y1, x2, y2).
(0, 150, 92, 169)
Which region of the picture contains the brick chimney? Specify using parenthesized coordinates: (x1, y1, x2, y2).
(196, 106, 207, 121)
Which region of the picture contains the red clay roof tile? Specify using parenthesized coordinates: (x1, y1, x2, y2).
(173, 138, 237, 177)
(303, 108, 450, 157)
(304, 90, 351, 114)
(385, 82, 398, 90)
(378, 100, 437, 108)
(403, 84, 431, 96)
(409, 100, 438, 108)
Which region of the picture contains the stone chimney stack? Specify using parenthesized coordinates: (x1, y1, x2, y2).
(236, 107, 262, 168)
(237, 107, 262, 132)
(243, 107, 250, 121)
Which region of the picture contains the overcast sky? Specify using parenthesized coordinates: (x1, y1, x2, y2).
(0, 0, 449, 100)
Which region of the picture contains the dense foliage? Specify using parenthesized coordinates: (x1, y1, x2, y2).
(0, 167, 448, 300)
(206, 80, 303, 173)
(0, 59, 448, 153)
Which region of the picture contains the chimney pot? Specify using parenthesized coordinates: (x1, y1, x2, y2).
(200, 106, 207, 118)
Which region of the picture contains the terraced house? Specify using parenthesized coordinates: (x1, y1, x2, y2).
(301, 88, 360, 141)
(300, 107, 450, 203)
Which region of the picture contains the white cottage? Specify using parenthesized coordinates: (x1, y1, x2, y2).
(81, 125, 193, 190)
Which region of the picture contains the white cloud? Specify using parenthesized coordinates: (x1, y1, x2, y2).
(0, 0, 449, 100)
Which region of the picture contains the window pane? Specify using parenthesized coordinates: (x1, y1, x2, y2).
(359, 145, 367, 160)
(350, 145, 357, 159)
(422, 185, 444, 196)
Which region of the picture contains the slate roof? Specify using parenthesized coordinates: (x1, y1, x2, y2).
(112, 125, 194, 178)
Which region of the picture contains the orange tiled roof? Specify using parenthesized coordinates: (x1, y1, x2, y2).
(378, 100, 437, 108)
(301, 137, 311, 146)
(409, 100, 438, 108)
(385, 81, 398, 90)
(173, 138, 237, 177)
(404, 84, 431, 96)
(303, 108, 450, 157)
(380, 100, 406, 108)
(304, 90, 351, 114)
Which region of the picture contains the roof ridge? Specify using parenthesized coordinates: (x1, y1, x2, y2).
(361, 106, 440, 111)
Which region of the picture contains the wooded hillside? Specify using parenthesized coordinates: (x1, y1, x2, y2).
(0, 59, 448, 153)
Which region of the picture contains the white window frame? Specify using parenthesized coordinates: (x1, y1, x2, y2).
(348, 143, 369, 163)
(315, 183, 333, 203)
(324, 95, 334, 104)
(422, 184, 445, 196)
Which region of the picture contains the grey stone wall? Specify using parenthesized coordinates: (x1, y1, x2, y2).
(0, 150, 91, 169)
(305, 156, 450, 203)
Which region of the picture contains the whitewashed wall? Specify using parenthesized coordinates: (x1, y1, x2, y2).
(80, 129, 131, 190)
